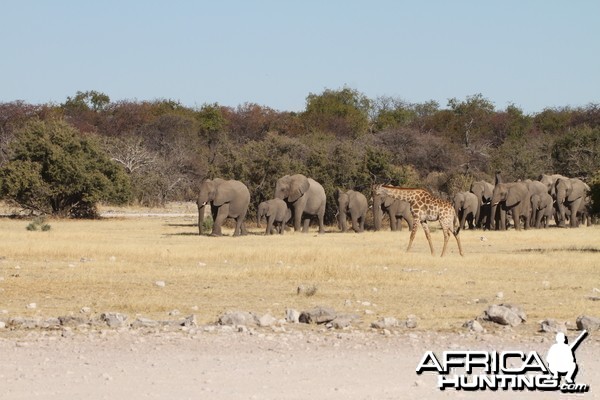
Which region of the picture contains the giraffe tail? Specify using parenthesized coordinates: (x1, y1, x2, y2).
(453, 212, 461, 236)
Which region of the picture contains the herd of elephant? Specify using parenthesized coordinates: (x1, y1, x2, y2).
(196, 172, 591, 237)
(457, 173, 591, 231)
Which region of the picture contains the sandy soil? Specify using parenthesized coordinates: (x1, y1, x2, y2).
(1, 327, 599, 400)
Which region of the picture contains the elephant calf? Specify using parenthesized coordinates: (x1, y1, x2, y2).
(257, 198, 291, 234)
(452, 191, 479, 230)
(336, 189, 368, 233)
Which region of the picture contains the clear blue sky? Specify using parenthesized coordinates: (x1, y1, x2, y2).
(2, 1, 599, 114)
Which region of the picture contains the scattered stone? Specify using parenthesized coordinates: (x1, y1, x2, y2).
(496, 292, 504, 300)
(463, 319, 484, 333)
(26, 303, 37, 310)
(330, 316, 354, 329)
(483, 304, 526, 327)
(169, 309, 180, 316)
(258, 313, 276, 327)
(197, 262, 207, 267)
(371, 317, 399, 330)
(285, 309, 300, 323)
(131, 317, 159, 329)
(405, 315, 418, 329)
(155, 281, 166, 288)
(299, 306, 337, 324)
(540, 319, 567, 333)
(58, 316, 90, 328)
(181, 315, 197, 328)
(218, 311, 258, 327)
(576, 315, 600, 331)
(100, 312, 128, 328)
(80, 307, 92, 314)
(0, 321, 5, 329)
(8, 317, 39, 329)
(587, 296, 600, 302)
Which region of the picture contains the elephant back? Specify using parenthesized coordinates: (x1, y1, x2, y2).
(213, 180, 250, 208)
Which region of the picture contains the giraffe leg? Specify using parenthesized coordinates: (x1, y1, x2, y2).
(407, 214, 419, 252)
(440, 225, 450, 257)
(453, 231, 464, 256)
(421, 222, 435, 256)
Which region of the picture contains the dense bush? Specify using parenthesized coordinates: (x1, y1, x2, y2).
(0, 119, 131, 217)
(0, 89, 599, 220)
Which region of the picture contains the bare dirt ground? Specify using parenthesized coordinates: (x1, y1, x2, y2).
(1, 327, 599, 400)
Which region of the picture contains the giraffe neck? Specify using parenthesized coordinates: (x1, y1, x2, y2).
(379, 186, 428, 205)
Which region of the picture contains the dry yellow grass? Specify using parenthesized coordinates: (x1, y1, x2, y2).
(1, 210, 599, 333)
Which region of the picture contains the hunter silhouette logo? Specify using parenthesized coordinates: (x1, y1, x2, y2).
(416, 330, 589, 393)
(546, 330, 587, 384)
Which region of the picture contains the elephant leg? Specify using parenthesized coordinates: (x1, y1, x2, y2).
(212, 206, 228, 236)
(293, 206, 303, 232)
(267, 216, 275, 235)
(459, 210, 467, 231)
(499, 209, 506, 231)
(358, 215, 365, 233)
(389, 212, 397, 231)
(232, 217, 241, 236)
(351, 212, 360, 233)
(302, 216, 311, 233)
(317, 207, 325, 234)
(512, 210, 521, 231)
(421, 221, 435, 256)
(467, 213, 475, 230)
(339, 213, 347, 232)
(570, 200, 581, 228)
(406, 214, 420, 252)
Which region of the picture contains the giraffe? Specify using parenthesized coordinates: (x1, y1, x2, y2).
(374, 185, 464, 257)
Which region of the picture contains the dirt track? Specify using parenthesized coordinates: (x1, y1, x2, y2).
(2, 327, 599, 400)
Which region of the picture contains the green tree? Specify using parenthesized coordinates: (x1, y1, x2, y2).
(302, 87, 371, 138)
(0, 119, 130, 217)
(551, 126, 600, 178)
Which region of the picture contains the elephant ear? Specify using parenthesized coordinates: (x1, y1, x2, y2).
(288, 175, 310, 203)
(383, 196, 394, 208)
(506, 187, 522, 207)
(213, 182, 234, 206)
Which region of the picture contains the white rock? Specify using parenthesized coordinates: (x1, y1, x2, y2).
(155, 281, 166, 288)
(26, 303, 37, 310)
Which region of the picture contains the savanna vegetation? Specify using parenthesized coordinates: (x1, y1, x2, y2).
(1, 89, 599, 220)
(0, 215, 598, 332)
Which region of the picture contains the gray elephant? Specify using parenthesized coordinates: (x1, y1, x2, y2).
(274, 174, 326, 233)
(539, 174, 568, 196)
(524, 179, 549, 228)
(372, 193, 414, 231)
(491, 174, 531, 231)
(530, 192, 554, 228)
(197, 178, 250, 236)
(452, 191, 479, 230)
(469, 180, 493, 229)
(336, 189, 368, 233)
(257, 198, 291, 235)
(555, 177, 590, 228)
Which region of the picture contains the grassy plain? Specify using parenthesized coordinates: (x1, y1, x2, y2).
(0, 206, 599, 333)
